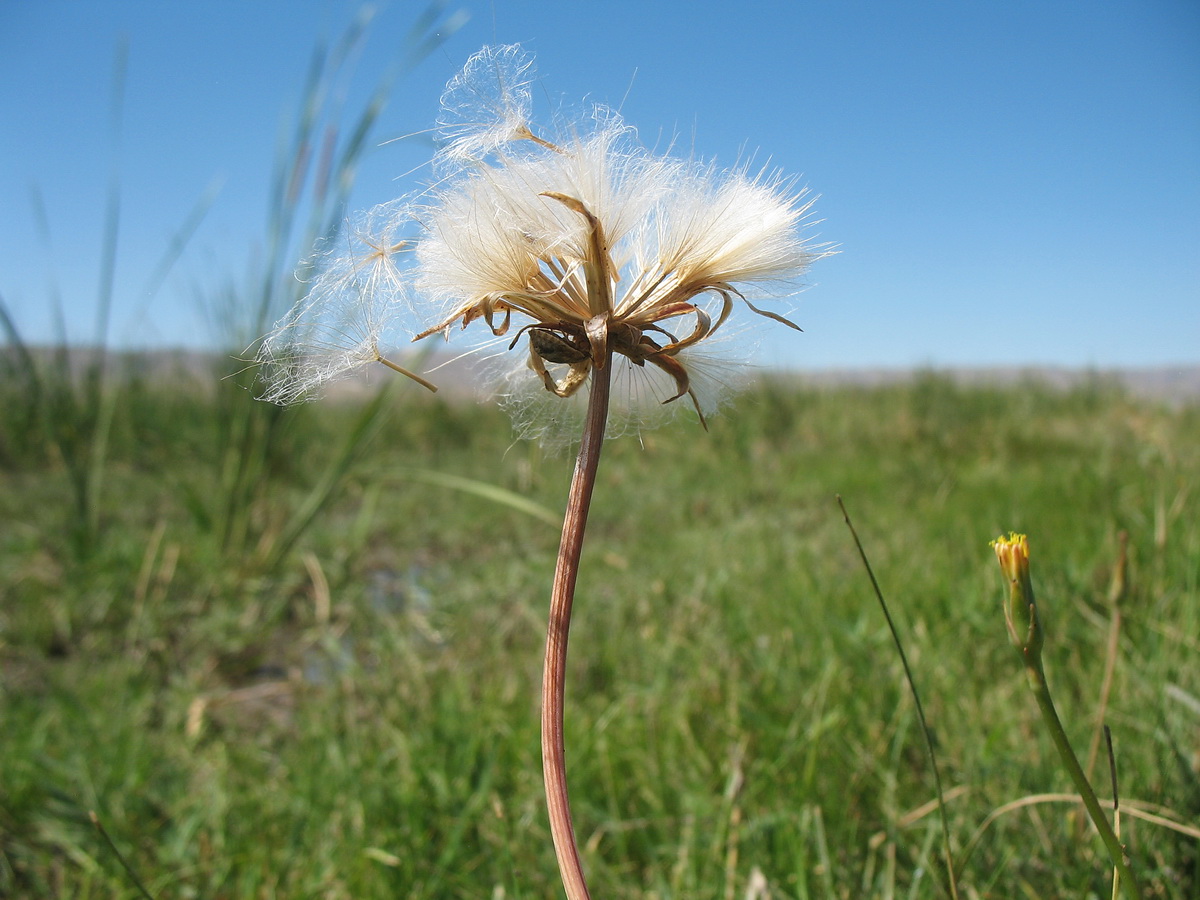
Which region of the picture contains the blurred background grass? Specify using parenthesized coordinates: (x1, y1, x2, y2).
(1, 369, 1198, 898)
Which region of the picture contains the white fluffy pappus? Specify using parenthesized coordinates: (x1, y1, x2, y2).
(255, 43, 831, 442)
(255, 198, 428, 403)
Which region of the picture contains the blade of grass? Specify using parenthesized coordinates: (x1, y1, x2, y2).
(392, 468, 561, 527)
(261, 381, 395, 571)
(207, 3, 466, 569)
(837, 495, 960, 900)
(89, 811, 155, 900)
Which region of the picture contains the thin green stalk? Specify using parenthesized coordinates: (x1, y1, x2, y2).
(542, 354, 613, 900)
(1105, 726, 1123, 900)
(992, 535, 1140, 900)
(89, 811, 155, 900)
(1020, 650, 1140, 900)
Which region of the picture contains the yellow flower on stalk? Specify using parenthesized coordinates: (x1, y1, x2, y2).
(990, 532, 1042, 656)
(989, 531, 1143, 898)
(257, 45, 830, 442)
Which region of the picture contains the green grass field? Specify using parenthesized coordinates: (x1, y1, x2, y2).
(2, 370, 1198, 898)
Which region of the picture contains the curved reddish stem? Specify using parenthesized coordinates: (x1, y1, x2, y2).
(542, 356, 612, 900)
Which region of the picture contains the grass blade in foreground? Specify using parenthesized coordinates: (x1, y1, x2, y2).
(837, 496, 960, 900)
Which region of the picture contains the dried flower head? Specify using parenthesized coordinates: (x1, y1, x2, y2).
(257, 44, 830, 440)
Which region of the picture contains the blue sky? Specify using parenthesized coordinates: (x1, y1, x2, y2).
(1, 0, 1197, 369)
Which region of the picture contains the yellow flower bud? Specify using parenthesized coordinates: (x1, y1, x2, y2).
(991, 532, 1042, 657)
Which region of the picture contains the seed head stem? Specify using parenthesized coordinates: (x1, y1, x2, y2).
(542, 353, 613, 900)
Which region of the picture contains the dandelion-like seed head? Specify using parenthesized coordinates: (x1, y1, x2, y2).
(436, 43, 539, 167)
(255, 198, 424, 404)
(257, 44, 831, 441)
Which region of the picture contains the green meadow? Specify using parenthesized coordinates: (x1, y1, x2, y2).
(2, 368, 1197, 898)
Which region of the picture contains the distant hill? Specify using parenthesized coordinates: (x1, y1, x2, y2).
(6, 346, 1198, 405)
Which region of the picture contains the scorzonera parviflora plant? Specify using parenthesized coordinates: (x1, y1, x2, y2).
(257, 44, 829, 900)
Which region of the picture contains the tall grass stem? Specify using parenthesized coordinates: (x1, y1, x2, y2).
(89, 811, 155, 900)
(837, 496, 960, 900)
